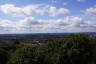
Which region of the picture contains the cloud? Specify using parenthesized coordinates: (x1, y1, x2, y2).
(0, 4, 44, 17)
(16, 17, 43, 31)
(48, 6, 70, 17)
(63, 2, 67, 6)
(54, 16, 84, 29)
(0, 4, 95, 33)
(0, 19, 16, 33)
(84, 7, 96, 19)
(0, 16, 96, 33)
(0, 4, 70, 17)
(76, 0, 85, 2)
(51, 0, 57, 3)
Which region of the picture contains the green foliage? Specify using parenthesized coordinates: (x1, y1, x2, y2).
(9, 40, 21, 50)
(58, 34, 92, 64)
(7, 44, 37, 64)
(36, 34, 94, 64)
(0, 47, 8, 64)
(36, 40, 64, 64)
(0, 34, 96, 64)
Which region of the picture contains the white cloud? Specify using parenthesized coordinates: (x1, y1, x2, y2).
(59, 8, 69, 14)
(0, 19, 16, 33)
(84, 7, 96, 19)
(85, 8, 96, 15)
(48, 6, 57, 16)
(0, 4, 43, 17)
(63, 2, 67, 6)
(0, 4, 96, 33)
(0, 4, 70, 17)
(0, 16, 96, 33)
(0, 19, 15, 27)
(16, 17, 43, 31)
(76, 0, 85, 2)
(48, 6, 70, 17)
(50, 0, 57, 3)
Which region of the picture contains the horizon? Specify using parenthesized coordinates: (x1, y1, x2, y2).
(0, 32, 96, 35)
(0, 0, 96, 34)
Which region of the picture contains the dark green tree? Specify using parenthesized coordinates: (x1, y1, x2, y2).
(36, 40, 65, 64)
(59, 34, 94, 64)
(0, 47, 8, 64)
(7, 44, 37, 64)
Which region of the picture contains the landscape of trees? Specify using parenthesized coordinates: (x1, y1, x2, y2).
(0, 34, 96, 64)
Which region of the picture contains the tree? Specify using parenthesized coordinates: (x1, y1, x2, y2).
(0, 47, 8, 64)
(59, 34, 94, 64)
(7, 44, 37, 64)
(36, 40, 65, 64)
(5, 34, 96, 64)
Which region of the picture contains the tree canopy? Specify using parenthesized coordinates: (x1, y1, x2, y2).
(0, 34, 96, 64)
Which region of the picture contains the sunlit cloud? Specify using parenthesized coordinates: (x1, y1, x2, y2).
(0, 4, 70, 17)
(84, 7, 96, 19)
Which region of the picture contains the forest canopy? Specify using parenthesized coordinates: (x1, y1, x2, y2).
(0, 34, 96, 64)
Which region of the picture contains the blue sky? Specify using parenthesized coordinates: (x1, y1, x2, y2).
(0, 0, 96, 34)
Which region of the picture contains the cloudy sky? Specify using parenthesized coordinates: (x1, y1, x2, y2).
(0, 0, 96, 34)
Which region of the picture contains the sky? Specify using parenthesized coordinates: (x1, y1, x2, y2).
(0, 0, 96, 34)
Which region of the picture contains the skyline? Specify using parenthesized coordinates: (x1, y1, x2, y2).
(0, 0, 96, 34)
